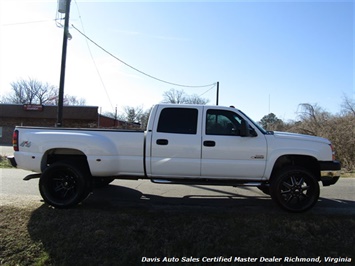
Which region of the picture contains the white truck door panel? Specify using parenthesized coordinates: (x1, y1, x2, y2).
(151, 133, 201, 177)
(201, 108, 267, 179)
(150, 106, 203, 178)
(201, 135, 267, 179)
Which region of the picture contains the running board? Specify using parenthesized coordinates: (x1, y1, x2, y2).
(151, 179, 264, 187)
(23, 173, 41, 181)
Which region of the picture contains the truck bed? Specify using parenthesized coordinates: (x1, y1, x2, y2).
(13, 127, 146, 177)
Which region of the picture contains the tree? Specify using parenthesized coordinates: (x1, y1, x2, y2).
(139, 108, 152, 129)
(293, 103, 332, 136)
(1, 78, 86, 106)
(341, 94, 355, 116)
(121, 106, 153, 129)
(109, 106, 151, 129)
(162, 88, 209, 105)
(63, 95, 86, 106)
(258, 99, 355, 171)
(184, 94, 209, 104)
(122, 106, 143, 124)
(2, 78, 57, 105)
(288, 102, 354, 170)
(162, 89, 186, 104)
(259, 113, 284, 131)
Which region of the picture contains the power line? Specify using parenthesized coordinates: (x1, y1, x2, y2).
(71, 24, 217, 89)
(199, 83, 217, 97)
(1, 19, 56, 26)
(73, 0, 115, 113)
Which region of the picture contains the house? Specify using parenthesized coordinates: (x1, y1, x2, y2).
(0, 104, 140, 145)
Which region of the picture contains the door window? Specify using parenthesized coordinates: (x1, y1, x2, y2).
(157, 108, 198, 134)
(206, 109, 243, 136)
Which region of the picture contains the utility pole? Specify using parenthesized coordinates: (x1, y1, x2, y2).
(216, 81, 219, 105)
(56, 0, 71, 127)
(114, 106, 117, 127)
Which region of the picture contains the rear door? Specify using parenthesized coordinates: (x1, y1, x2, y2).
(201, 107, 267, 180)
(149, 106, 203, 178)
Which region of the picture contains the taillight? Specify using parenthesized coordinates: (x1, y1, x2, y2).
(13, 130, 19, 151)
(330, 144, 336, 161)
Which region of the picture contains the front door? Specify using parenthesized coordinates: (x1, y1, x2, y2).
(201, 108, 267, 180)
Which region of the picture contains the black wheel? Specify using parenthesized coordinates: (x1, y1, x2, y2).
(39, 162, 90, 208)
(270, 167, 320, 212)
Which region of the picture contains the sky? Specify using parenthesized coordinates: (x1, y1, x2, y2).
(0, 0, 353, 122)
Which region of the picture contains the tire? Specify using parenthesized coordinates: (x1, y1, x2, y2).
(39, 162, 90, 208)
(270, 166, 320, 212)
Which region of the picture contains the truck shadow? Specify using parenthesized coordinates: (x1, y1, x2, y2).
(84, 183, 355, 214)
(26, 184, 355, 265)
(84, 184, 277, 212)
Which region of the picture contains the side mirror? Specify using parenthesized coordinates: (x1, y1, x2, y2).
(240, 120, 257, 137)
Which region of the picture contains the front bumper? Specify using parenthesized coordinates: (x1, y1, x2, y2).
(7, 156, 17, 168)
(320, 161, 341, 186)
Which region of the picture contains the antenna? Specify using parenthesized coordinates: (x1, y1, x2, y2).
(268, 94, 271, 114)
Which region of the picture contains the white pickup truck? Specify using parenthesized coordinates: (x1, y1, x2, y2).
(8, 104, 340, 212)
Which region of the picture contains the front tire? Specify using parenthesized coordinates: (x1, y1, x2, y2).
(270, 167, 320, 212)
(39, 162, 90, 208)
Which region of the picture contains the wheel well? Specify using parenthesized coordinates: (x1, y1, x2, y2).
(41, 148, 90, 173)
(270, 155, 320, 181)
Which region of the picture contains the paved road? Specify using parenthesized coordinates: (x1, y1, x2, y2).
(1, 168, 354, 214)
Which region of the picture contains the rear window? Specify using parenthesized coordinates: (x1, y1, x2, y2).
(157, 108, 198, 134)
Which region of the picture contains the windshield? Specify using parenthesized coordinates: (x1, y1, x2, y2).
(237, 110, 269, 135)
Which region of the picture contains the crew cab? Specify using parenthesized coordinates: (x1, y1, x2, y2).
(8, 104, 341, 212)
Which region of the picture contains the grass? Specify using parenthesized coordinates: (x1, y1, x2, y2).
(0, 155, 14, 168)
(341, 170, 355, 178)
(0, 152, 354, 264)
(1, 203, 354, 266)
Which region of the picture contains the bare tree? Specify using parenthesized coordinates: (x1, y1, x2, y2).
(2, 78, 86, 106)
(2, 78, 57, 104)
(139, 108, 152, 129)
(105, 106, 152, 129)
(341, 94, 355, 116)
(64, 95, 86, 106)
(122, 106, 143, 124)
(295, 103, 331, 136)
(162, 89, 187, 104)
(286, 102, 354, 170)
(184, 94, 209, 104)
(162, 88, 209, 105)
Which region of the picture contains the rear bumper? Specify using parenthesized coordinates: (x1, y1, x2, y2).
(320, 161, 341, 186)
(7, 156, 17, 168)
